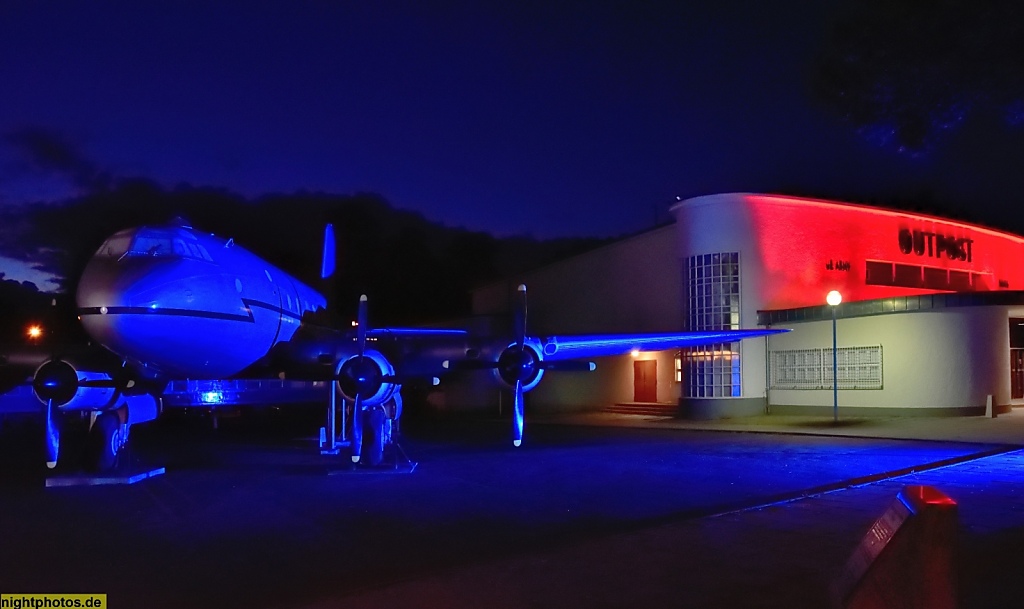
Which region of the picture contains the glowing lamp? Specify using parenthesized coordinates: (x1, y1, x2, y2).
(201, 391, 224, 404)
(27, 325, 42, 340)
(826, 290, 842, 306)
(630, 349, 640, 358)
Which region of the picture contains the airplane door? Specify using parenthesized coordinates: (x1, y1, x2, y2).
(264, 269, 286, 348)
(633, 360, 657, 403)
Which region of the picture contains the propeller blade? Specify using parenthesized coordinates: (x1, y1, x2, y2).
(357, 295, 368, 357)
(44, 399, 59, 469)
(350, 395, 363, 463)
(542, 360, 597, 372)
(512, 379, 524, 447)
(514, 284, 527, 349)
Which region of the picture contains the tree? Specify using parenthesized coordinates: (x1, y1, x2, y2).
(0, 182, 608, 323)
(812, 0, 1024, 154)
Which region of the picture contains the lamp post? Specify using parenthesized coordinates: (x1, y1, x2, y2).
(826, 290, 842, 423)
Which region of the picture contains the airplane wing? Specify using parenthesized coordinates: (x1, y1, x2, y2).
(536, 329, 785, 361)
(442, 285, 790, 448)
(366, 328, 468, 339)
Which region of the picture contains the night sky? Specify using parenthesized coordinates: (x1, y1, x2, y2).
(3, 1, 1024, 288)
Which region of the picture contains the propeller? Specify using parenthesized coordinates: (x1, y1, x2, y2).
(509, 284, 529, 446)
(33, 359, 82, 406)
(349, 295, 369, 463)
(333, 294, 409, 463)
(32, 359, 140, 406)
(445, 284, 595, 447)
(19, 300, 144, 469)
(44, 399, 59, 469)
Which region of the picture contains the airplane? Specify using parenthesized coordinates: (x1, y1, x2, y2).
(1, 218, 787, 471)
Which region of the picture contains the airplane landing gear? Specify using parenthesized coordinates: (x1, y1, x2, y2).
(320, 339, 413, 471)
(361, 406, 387, 467)
(43, 398, 164, 486)
(88, 411, 125, 471)
(326, 393, 413, 472)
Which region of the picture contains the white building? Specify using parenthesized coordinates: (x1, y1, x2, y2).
(459, 193, 1024, 418)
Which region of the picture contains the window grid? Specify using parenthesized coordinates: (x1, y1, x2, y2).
(681, 252, 742, 398)
(770, 346, 883, 390)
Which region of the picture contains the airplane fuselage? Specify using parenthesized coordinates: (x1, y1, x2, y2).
(76, 223, 326, 379)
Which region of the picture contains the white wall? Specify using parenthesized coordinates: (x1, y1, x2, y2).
(673, 194, 771, 403)
(528, 350, 680, 410)
(474, 225, 681, 334)
(767, 307, 1010, 410)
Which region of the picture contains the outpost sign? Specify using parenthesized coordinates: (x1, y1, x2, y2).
(898, 228, 974, 263)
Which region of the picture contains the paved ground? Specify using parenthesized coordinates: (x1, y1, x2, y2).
(1, 407, 1022, 608)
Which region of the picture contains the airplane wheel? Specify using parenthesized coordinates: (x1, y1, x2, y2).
(362, 407, 386, 466)
(89, 412, 121, 471)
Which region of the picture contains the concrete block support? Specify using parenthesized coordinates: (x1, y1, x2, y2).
(832, 485, 958, 609)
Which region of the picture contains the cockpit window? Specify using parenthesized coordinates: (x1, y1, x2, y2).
(186, 242, 213, 261)
(110, 228, 215, 262)
(95, 232, 134, 258)
(129, 231, 188, 257)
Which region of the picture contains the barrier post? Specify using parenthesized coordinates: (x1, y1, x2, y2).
(832, 485, 958, 609)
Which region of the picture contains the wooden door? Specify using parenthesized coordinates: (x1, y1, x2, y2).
(633, 360, 657, 403)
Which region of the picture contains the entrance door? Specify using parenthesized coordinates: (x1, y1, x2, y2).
(1010, 319, 1024, 399)
(1012, 350, 1024, 400)
(633, 360, 657, 403)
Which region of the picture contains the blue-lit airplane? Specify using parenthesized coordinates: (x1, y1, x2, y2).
(2, 219, 785, 470)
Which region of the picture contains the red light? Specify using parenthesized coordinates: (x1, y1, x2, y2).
(915, 485, 957, 506)
(900, 484, 957, 508)
(742, 194, 1024, 309)
(26, 325, 42, 340)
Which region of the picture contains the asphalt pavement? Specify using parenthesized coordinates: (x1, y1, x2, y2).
(1, 407, 1021, 608)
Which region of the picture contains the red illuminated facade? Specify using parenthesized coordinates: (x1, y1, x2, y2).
(672, 193, 1024, 418)
(693, 194, 1024, 310)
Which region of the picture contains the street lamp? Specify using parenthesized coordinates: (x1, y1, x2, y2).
(826, 290, 842, 423)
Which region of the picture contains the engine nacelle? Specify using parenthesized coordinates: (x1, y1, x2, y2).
(123, 393, 160, 424)
(334, 349, 400, 407)
(33, 360, 121, 411)
(493, 340, 545, 392)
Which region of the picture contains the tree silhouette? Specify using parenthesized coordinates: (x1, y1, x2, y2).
(1, 182, 610, 325)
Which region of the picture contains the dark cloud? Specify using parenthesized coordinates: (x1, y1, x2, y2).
(3, 127, 111, 192)
(0, 127, 115, 284)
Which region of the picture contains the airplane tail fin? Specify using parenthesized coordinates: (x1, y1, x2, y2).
(320, 224, 336, 280)
(320, 224, 338, 323)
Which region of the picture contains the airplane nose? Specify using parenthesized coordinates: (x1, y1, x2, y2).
(75, 250, 254, 379)
(77, 257, 179, 309)
(76, 257, 187, 344)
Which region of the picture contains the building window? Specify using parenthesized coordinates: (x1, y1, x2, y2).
(770, 349, 822, 389)
(681, 252, 742, 398)
(770, 346, 883, 390)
